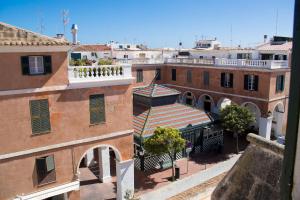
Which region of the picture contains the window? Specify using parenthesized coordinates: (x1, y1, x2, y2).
(90, 94, 105, 124)
(187, 70, 192, 83)
(71, 53, 81, 60)
(221, 72, 233, 88)
(276, 75, 285, 93)
(127, 45, 130, 48)
(21, 56, 52, 75)
(30, 99, 51, 134)
(36, 155, 56, 185)
(172, 69, 176, 81)
(137, 69, 143, 83)
(203, 71, 209, 86)
(124, 54, 128, 59)
(244, 74, 259, 91)
(155, 68, 161, 80)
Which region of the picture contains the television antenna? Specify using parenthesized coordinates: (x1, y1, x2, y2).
(62, 9, 69, 35)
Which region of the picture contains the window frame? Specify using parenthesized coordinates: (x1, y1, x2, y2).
(36, 155, 56, 186)
(155, 68, 161, 80)
(136, 69, 143, 83)
(171, 68, 176, 81)
(29, 56, 44, 75)
(89, 94, 106, 125)
(186, 69, 192, 83)
(30, 99, 51, 135)
(276, 75, 285, 93)
(203, 71, 210, 86)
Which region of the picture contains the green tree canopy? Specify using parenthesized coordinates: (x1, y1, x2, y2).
(220, 104, 254, 153)
(144, 127, 185, 181)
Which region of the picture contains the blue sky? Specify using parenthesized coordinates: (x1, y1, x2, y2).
(0, 0, 295, 48)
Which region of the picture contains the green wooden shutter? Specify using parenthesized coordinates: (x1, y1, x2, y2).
(221, 73, 225, 87)
(204, 71, 209, 86)
(21, 56, 29, 75)
(244, 75, 249, 90)
(230, 73, 234, 88)
(46, 155, 55, 172)
(90, 94, 105, 124)
(254, 75, 259, 91)
(281, 75, 285, 91)
(43, 56, 52, 74)
(30, 99, 51, 134)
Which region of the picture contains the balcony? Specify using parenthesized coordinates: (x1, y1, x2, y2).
(165, 58, 289, 69)
(68, 64, 133, 88)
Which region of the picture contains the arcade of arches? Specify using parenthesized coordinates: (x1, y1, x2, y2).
(179, 91, 286, 140)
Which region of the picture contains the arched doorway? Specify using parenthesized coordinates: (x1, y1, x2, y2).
(182, 91, 196, 106)
(77, 144, 133, 200)
(272, 102, 285, 139)
(217, 97, 232, 112)
(241, 102, 261, 130)
(198, 94, 214, 112)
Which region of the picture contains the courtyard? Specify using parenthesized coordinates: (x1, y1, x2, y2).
(79, 133, 249, 200)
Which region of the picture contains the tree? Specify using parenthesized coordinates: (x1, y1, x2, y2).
(144, 127, 185, 181)
(220, 104, 254, 153)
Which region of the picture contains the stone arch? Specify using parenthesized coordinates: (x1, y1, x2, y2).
(76, 143, 133, 200)
(76, 144, 122, 173)
(271, 101, 285, 138)
(217, 97, 233, 111)
(198, 94, 215, 112)
(181, 91, 196, 106)
(241, 102, 262, 129)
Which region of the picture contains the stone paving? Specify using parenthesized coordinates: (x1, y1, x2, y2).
(167, 172, 227, 200)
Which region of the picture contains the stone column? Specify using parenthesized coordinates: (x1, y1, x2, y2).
(116, 159, 134, 200)
(275, 112, 284, 137)
(85, 149, 94, 167)
(98, 146, 111, 183)
(259, 116, 273, 140)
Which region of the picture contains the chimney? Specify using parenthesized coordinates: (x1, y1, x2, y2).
(55, 33, 64, 39)
(71, 24, 78, 45)
(264, 35, 268, 43)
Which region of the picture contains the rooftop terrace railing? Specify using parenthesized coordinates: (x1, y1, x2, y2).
(68, 64, 132, 87)
(165, 58, 289, 69)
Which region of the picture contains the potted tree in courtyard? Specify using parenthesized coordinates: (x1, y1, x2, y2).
(220, 104, 254, 154)
(144, 127, 185, 181)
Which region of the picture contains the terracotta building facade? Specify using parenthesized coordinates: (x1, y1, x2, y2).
(0, 23, 134, 200)
(132, 60, 290, 140)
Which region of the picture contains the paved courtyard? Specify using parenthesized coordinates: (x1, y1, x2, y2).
(79, 134, 249, 200)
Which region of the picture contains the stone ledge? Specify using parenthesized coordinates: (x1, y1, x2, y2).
(247, 133, 285, 155)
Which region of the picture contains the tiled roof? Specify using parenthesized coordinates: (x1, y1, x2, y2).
(73, 44, 111, 51)
(133, 103, 212, 136)
(133, 84, 181, 98)
(256, 42, 292, 51)
(0, 22, 71, 46)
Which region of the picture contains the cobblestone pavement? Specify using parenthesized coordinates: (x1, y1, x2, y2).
(167, 173, 227, 200)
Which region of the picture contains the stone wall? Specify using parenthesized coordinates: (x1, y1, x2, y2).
(211, 133, 284, 200)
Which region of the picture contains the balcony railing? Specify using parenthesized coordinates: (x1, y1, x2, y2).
(165, 58, 289, 69)
(116, 58, 164, 64)
(68, 64, 132, 87)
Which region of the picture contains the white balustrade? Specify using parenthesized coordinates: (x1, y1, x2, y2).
(68, 64, 132, 85)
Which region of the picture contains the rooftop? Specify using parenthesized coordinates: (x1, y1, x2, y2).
(133, 103, 212, 136)
(133, 84, 181, 98)
(73, 44, 111, 52)
(0, 22, 70, 46)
